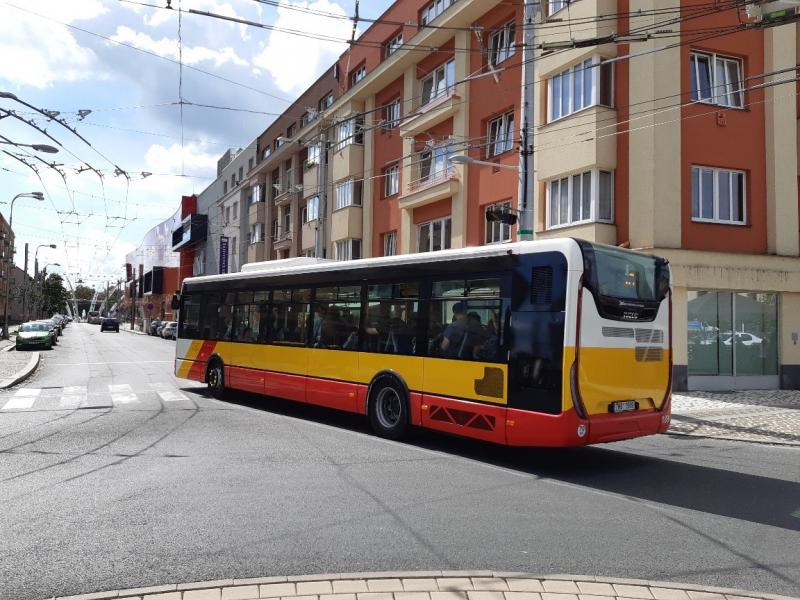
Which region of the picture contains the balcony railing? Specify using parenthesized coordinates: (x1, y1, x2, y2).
(408, 165, 454, 193)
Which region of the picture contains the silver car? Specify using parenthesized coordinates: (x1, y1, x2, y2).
(161, 322, 177, 340)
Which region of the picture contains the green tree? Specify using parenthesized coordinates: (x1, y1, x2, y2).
(41, 274, 70, 316)
(73, 284, 95, 316)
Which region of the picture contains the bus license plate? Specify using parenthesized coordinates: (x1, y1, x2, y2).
(610, 400, 638, 413)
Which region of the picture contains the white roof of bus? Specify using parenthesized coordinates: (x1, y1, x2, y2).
(183, 238, 585, 286)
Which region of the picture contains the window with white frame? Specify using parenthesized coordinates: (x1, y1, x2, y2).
(420, 59, 456, 106)
(250, 222, 263, 244)
(301, 110, 317, 128)
(251, 184, 262, 204)
(548, 170, 614, 228)
(548, 0, 568, 15)
(549, 57, 614, 122)
(418, 144, 452, 185)
(418, 217, 452, 252)
(351, 64, 366, 87)
(282, 206, 292, 238)
(384, 98, 401, 128)
(383, 231, 397, 256)
(485, 201, 512, 244)
(319, 93, 334, 112)
(305, 195, 320, 222)
(384, 164, 399, 197)
(334, 116, 365, 151)
(420, 0, 456, 26)
(334, 179, 363, 209)
(335, 239, 362, 261)
(271, 219, 278, 240)
(306, 143, 321, 168)
(384, 33, 403, 58)
(691, 166, 745, 224)
(262, 147, 271, 160)
(487, 111, 514, 157)
(225, 206, 231, 225)
(489, 20, 516, 67)
(232, 201, 238, 221)
(690, 51, 744, 108)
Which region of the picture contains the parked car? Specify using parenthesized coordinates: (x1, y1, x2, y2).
(148, 320, 162, 336)
(161, 322, 177, 340)
(100, 317, 120, 332)
(34, 319, 59, 345)
(156, 322, 167, 337)
(16, 321, 54, 350)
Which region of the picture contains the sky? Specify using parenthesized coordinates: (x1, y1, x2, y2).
(0, 0, 393, 290)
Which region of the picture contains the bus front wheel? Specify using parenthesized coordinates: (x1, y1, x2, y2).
(207, 360, 226, 399)
(368, 380, 409, 440)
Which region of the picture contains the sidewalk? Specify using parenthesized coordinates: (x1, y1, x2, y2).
(670, 390, 800, 446)
(49, 571, 799, 600)
(0, 338, 39, 389)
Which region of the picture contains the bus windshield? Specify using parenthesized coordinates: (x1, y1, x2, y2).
(591, 244, 658, 302)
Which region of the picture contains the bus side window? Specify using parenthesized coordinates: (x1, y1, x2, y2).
(312, 285, 361, 350)
(180, 294, 201, 339)
(365, 282, 419, 355)
(201, 293, 221, 340)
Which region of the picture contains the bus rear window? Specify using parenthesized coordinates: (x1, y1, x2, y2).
(591, 245, 658, 302)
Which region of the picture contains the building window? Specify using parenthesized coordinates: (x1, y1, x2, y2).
(230, 236, 237, 271)
(384, 98, 401, 128)
(283, 159, 294, 192)
(548, 0, 568, 15)
(301, 110, 317, 127)
(487, 110, 514, 157)
(271, 170, 280, 199)
(232, 201, 238, 221)
(248, 157, 253, 172)
(690, 51, 744, 108)
(306, 143, 321, 167)
(250, 223, 263, 244)
(485, 201, 512, 244)
(335, 239, 362, 261)
(334, 179, 363, 209)
(691, 166, 745, 224)
(350, 64, 366, 87)
(334, 115, 365, 151)
(225, 206, 231, 225)
(304, 248, 316, 258)
(384, 164, 399, 197)
(417, 145, 452, 186)
(223, 180, 228, 194)
(383, 231, 397, 256)
(231, 173, 236, 187)
(238, 166, 243, 181)
(305, 195, 320, 222)
(418, 217, 452, 252)
(271, 219, 279, 240)
(549, 57, 613, 122)
(384, 32, 403, 58)
(319, 92, 334, 112)
(287, 123, 297, 139)
(251, 184, 263, 204)
(262, 147, 271, 160)
(489, 20, 516, 67)
(420, 0, 456, 26)
(548, 170, 614, 228)
(420, 59, 456, 106)
(282, 206, 292, 238)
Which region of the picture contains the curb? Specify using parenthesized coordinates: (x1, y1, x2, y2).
(121, 328, 148, 336)
(44, 571, 800, 600)
(0, 351, 40, 389)
(665, 429, 800, 448)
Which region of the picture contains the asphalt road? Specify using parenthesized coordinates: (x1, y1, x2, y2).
(0, 324, 798, 600)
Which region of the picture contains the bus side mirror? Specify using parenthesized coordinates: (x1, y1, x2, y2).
(171, 294, 180, 310)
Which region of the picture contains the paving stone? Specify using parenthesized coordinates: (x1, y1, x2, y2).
(183, 590, 222, 600)
(367, 580, 405, 593)
(334, 581, 370, 594)
(179, 581, 234, 591)
(541, 594, 579, 600)
(395, 593, 432, 600)
(650, 589, 691, 600)
(143, 593, 181, 600)
(222, 586, 260, 600)
(467, 592, 506, 600)
(576, 583, 615, 597)
(578, 595, 612, 600)
(57, 592, 120, 600)
(543, 582, 580, 595)
(261, 583, 297, 598)
(506, 581, 545, 593)
(321, 594, 357, 600)
(686, 593, 726, 600)
(285, 596, 319, 600)
(430, 593, 469, 600)
(236, 578, 288, 586)
(471, 580, 509, 592)
(356, 593, 394, 600)
(437, 579, 474, 591)
(612, 586, 653, 599)
(403, 580, 439, 592)
(504, 593, 542, 600)
(124, 586, 177, 597)
(724, 596, 762, 600)
(297, 582, 334, 596)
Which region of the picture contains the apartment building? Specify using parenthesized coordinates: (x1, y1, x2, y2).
(228, 0, 800, 391)
(0, 213, 14, 328)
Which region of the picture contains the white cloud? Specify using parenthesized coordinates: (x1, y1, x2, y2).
(0, 2, 106, 89)
(252, 0, 352, 93)
(144, 142, 219, 177)
(110, 26, 249, 68)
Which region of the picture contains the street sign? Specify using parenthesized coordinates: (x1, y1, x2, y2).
(219, 236, 229, 274)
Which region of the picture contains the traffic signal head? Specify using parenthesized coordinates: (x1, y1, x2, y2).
(485, 208, 518, 225)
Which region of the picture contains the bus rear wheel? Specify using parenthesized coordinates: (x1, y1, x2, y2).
(207, 359, 226, 399)
(369, 380, 408, 440)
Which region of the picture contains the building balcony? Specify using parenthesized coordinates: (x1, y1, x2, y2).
(248, 201, 266, 224)
(273, 188, 298, 206)
(171, 214, 208, 251)
(247, 241, 266, 263)
(399, 170, 459, 211)
(535, 221, 617, 246)
(399, 92, 461, 138)
(303, 163, 319, 191)
(301, 220, 317, 250)
(331, 206, 362, 242)
(331, 142, 364, 182)
(273, 229, 293, 250)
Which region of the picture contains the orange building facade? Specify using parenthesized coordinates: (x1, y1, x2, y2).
(239, 0, 800, 390)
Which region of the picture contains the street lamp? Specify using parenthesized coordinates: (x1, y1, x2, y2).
(2, 191, 45, 338)
(0, 140, 58, 153)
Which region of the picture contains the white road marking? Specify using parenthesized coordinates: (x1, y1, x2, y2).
(2, 388, 42, 410)
(157, 390, 188, 403)
(60, 386, 87, 408)
(109, 384, 137, 405)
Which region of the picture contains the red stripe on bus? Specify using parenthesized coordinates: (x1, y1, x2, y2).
(228, 366, 267, 394)
(505, 408, 586, 447)
(264, 371, 306, 403)
(306, 377, 360, 413)
(586, 409, 662, 445)
(421, 394, 507, 445)
(186, 340, 217, 382)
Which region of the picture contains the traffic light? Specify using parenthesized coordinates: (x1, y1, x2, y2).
(486, 207, 518, 225)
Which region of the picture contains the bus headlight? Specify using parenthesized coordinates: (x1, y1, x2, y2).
(577, 424, 587, 437)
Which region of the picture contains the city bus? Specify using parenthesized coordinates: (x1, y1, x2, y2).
(174, 239, 672, 447)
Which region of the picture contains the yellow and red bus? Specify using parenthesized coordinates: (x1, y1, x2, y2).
(174, 239, 672, 447)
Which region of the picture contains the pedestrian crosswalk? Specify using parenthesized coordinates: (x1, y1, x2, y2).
(0, 383, 198, 412)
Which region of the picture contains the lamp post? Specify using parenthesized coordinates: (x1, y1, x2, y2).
(2, 191, 44, 338)
(0, 141, 58, 153)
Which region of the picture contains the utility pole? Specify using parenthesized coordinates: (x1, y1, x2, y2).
(314, 129, 329, 258)
(517, 0, 537, 241)
(21, 242, 28, 322)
